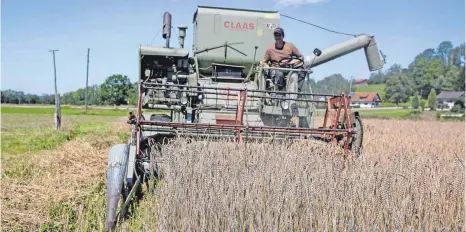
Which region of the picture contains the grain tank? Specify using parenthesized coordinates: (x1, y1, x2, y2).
(193, 6, 280, 77)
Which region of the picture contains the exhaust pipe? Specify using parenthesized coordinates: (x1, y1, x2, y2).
(162, 12, 172, 48)
(106, 144, 129, 231)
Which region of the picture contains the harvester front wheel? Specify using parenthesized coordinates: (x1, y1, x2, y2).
(349, 113, 363, 158)
(106, 144, 130, 231)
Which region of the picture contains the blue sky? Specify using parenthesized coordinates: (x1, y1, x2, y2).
(2, 0, 464, 95)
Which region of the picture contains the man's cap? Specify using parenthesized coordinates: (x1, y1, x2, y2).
(274, 27, 284, 36)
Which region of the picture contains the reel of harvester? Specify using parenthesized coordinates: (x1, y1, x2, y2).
(105, 81, 364, 231)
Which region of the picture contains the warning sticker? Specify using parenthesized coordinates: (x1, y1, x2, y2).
(264, 23, 278, 29)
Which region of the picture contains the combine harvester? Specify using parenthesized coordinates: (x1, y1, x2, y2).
(105, 5, 386, 231)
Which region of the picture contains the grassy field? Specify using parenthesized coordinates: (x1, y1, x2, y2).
(316, 108, 428, 119)
(1, 107, 131, 231)
(358, 109, 414, 118)
(355, 84, 386, 99)
(1, 105, 130, 116)
(1, 105, 465, 231)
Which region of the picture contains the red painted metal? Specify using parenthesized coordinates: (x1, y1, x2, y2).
(342, 95, 352, 150)
(135, 89, 144, 157)
(314, 93, 353, 149)
(215, 114, 237, 125)
(235, 90, 247, 142)
(134, 88, 356, 152)
(235, 90, 246, 125)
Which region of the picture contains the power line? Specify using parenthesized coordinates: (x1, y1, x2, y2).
(149, 12, 168, 45)
(280, 14, 357, 37)
(171, 25, 179, 38)
(149, 29, 162, 45)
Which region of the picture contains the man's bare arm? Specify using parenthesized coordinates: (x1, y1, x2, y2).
(262, 49, 271, 66)
(292, 44, 304, 59)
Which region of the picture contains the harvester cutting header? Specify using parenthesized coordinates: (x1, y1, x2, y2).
(106, 5, 386, 231)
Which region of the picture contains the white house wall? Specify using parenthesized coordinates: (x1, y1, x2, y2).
(350, 102, 380, 108)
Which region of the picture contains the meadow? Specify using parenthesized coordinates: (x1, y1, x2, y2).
(1, 106, 130, 231)
(1, 105, 464, 231)
(355, 84, 386, 100)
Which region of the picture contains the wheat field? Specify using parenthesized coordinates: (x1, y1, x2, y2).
(1, 115, 464, 231)
(119, 118, 465, 232)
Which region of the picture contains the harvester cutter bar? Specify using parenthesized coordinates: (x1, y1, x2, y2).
(140, 120, 355, 137)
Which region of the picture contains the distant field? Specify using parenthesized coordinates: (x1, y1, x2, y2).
(316, 108, 418, 119)
(1, 105, 129, 116)
(358, 109, 413, 118)
(1, 113, 122, 155)
(1, 106, 127, 161)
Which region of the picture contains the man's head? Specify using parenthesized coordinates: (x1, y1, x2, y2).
(274, 27, 284, 43)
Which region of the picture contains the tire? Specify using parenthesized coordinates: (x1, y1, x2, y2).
(106, 144, 129, 231)
(349, 115, 363, 158)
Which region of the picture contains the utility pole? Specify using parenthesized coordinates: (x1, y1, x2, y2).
(85, 48, 90, 113)
(49, 49, 61, 130)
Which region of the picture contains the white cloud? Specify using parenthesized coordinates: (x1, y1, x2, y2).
(276, 0, 329, 6)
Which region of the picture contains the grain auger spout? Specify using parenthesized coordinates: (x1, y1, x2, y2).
(304, 34, 386, 71)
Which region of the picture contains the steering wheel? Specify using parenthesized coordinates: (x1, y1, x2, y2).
(278, 56, 304, 69)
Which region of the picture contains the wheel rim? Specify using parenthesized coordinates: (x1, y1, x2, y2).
(351, 116, 363, 158)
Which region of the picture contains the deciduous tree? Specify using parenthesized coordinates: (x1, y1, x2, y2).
(99, 74, 133, 105)
(427, 88, 437, 110)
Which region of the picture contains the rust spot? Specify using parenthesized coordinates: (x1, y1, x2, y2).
(215, 114, 237, 125)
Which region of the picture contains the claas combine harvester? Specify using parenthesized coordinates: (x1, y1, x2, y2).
(105, 5, 386, 230)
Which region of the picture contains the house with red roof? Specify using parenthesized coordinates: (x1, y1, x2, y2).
(349, 92, 382, 108)
(352, 79, 368, 87)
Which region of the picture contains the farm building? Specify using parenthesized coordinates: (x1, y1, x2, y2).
(436, 91, 465, 110)
(349, 92, 382, 108)
(352, 79, 369, 87)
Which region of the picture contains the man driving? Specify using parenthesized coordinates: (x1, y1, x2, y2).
(261, 27, 304, 115)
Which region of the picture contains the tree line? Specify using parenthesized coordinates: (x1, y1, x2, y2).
(370, 41, 465, 104)
(1, 74, 139, 106)
(1, 73, 352, 106)
(1, 40, 464, 106)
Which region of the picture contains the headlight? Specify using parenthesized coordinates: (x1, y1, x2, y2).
(181, 97, 188, 105)
(180, 92, 188, 105)
(280, 100, 289, 110)
(144, 69, 151, 78)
